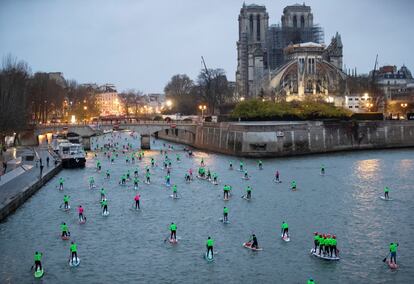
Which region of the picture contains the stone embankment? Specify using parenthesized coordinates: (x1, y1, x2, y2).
(0, 147, 62, 222)
(157, 120, 414, 157)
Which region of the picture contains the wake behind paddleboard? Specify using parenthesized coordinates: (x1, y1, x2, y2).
(380, 196, 393, 201)
(69, 257, 80, 267)
(34, 268, 44, 278)
(310, 248, 340, 261)
(243, 242, 263, 251)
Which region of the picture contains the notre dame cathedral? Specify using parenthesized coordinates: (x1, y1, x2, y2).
(236, 3, 346, 101)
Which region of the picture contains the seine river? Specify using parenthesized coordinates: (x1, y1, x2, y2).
(1, 132, 413, 283)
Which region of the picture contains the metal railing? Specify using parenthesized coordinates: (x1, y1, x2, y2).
(35, 120, 198, 128)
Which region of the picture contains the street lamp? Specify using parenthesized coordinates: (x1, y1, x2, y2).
(240, 97, 245, 102)
(366, 103, 373, 112)
(83, 106, 88, 110)
(401, 103, 408, 108)
(166, 100, 172, 108)
(198, 105, 207, 119)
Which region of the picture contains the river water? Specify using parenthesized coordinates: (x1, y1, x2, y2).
(1, 131, 413, 283)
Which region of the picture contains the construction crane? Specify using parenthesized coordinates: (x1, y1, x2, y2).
(201, 56, 210, 79)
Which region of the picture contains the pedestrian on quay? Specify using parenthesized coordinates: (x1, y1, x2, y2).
(39, 164, 44, 179)
(3, 161, 7, 174)
(40, 158, 43, 167)
(46, 156, 50, 167)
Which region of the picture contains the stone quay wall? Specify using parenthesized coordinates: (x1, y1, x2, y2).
(157, 121, 414, 157)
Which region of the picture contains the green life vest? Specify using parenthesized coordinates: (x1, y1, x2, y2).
(170, 224, 177, 231)
(70, 243, 77, 252)
(223, 207, 229, 214)
(207, 239, 214, 247)
(390, 243, 398, 253)
(34, 253, 42, 261)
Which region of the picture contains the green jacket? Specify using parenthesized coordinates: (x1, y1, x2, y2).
(70, 243, 77, 253)
(34, 252, 42, 261)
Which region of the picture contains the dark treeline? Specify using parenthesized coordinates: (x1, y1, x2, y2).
(0, 55, 99, 141)
(163, 68, 235, 115)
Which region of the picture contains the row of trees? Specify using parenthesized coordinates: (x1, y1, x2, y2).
(231, 99, 352, 120)
(163, 68, 234, 115)
(0, 55, 100, 142)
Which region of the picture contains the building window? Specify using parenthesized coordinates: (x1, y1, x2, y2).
(249, 14, 253, 39)
(349, 98, 353, 101)
(301, 15, 305, 28)
(256, 15, 260, 41)
(349, 106, 353, 108)
(293, 15, 297, 28)
(355, 105, 359, 108)
(355, 98, 359, 101)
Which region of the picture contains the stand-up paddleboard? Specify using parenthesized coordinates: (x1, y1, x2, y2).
(196, 175, 207, 180)
(242, 195, 251, 201)
(79, 218, 86, 224)
(165, 183, 171, 187)
(223, 197, 230, 201)
(69, 257, 80, 267)
(133, 186, 138, 190)
(380, 196, 393, 201)
(218, 218, 230, 224)
(204, 251, 214, 262)
(170, 194, 180, 199)
(168, 238, 178, 244)
(61, 205, 71, 211)
(281, 234, 290, 242)
(61, 235, 70, 240)
(34, 268, 44, 278)
(102, 211, 110, 217)
(274, 179, 282, 183)
(212, 181, 219, 185)
(386, 260, 398, 269)
(243, 242, 263, 251)
(291, 187, 297, 191)
(310, 249, 340, 261)
(241, 177, 250, 180)
(145, 181, 151, 185)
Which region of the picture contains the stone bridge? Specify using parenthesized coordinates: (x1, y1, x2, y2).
(34, 121, 198, 149)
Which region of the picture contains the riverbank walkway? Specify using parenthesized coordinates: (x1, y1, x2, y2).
(0, 146, 61, 221)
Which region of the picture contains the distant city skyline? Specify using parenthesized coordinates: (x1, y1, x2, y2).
(1, 0, 413, 93)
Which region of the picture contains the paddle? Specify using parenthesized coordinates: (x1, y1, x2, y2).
(163, 234, 171, 243)
(59, 203, 63, 208)
(382, 252, 390, 262)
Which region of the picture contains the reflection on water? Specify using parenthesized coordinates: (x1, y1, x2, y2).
(397, 159, 414, 176)
(351, 159, 382, 210)
(1, 134, 414, 283)
(353, 159, 381, 182)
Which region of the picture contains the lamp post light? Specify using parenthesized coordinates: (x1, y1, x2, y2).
(366, 103, 373, 112)
(198, 105, 207, 120)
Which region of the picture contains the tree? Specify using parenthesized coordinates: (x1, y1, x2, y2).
(119, 90, 143, 118)
(163, 74, 198, 114)
(0, 55, 31, 143)
(197, 68, 230, 114)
